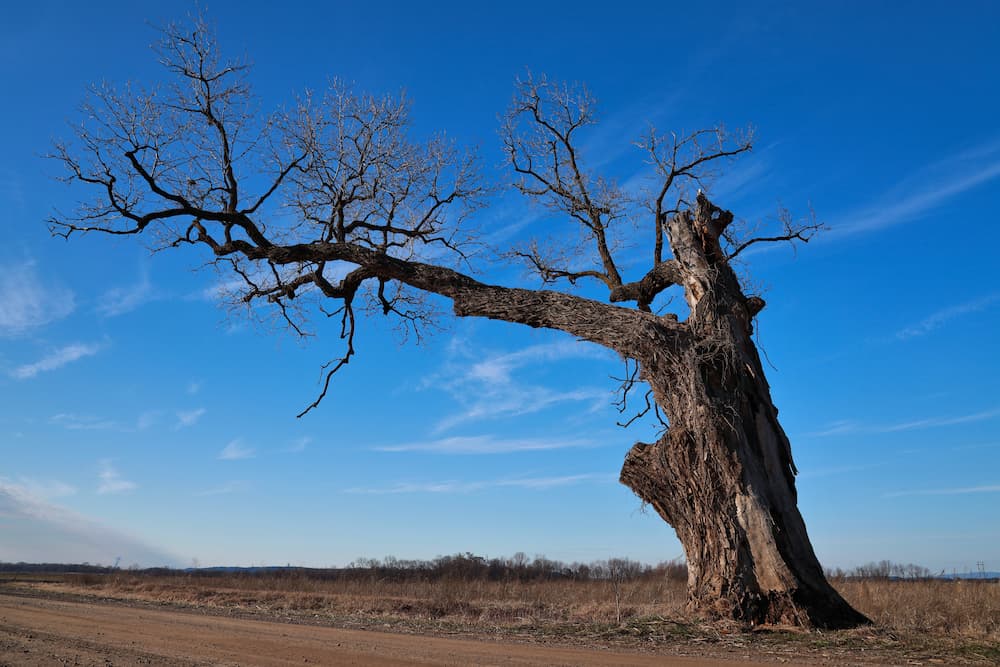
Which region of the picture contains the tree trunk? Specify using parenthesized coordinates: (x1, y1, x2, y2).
(619, 196, 869, 628)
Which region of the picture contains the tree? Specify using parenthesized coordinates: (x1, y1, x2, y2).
(50, 18, 868, 628)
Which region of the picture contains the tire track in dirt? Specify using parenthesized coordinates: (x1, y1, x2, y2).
(0, 593, 808, 666)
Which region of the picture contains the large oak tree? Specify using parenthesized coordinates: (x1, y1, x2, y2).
(51, 19, 868, 627)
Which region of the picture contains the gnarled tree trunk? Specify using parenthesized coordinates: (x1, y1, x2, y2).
(51, 34, 867, 627)
(619, 196, 868, 627)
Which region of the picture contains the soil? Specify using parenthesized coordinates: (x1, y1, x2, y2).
(0, 591, 832, 667)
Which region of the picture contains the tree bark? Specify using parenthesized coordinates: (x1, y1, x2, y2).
(618, 196, 868, 628)
(51, 30, 864, 628)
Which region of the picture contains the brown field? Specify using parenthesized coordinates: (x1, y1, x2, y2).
(2, 571, 998, 665)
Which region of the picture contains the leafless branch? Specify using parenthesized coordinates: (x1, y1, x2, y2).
(636, 125, 753, 266)
(725, 207, 826, 260)
(48, 19, 789, 416)
(501, 74, 625, 290)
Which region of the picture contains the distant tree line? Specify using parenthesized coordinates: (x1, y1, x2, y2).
(0, 562, 120, 574)
(341, 553, 690, 583)
(825, 561, 936, 581)
(6, 557, 982, 583)
(0, 554, 688, 583)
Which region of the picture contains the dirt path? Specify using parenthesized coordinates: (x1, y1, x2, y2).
(0, 592, 814, 666)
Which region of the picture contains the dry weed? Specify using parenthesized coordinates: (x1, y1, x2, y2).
(17, 572, 1000, 644)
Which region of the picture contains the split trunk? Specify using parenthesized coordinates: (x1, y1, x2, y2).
(617, 197, 868, 627)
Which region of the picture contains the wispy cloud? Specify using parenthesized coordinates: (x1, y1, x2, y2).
(194, 277, 249, 302)
(895, 293, 1000, 340)
(436, 388, 608, 433)
(797, 462, 886, 479)
(0, 260, 75, 336)
(884, 484, 1000, 498)
(830, 139, 1000, 237)
(0, 169, 27, 211)
(425, 340, 613, 433)
(808, 406, 1000, 437)
(11, 342, 103, 379)
(877, 407, 1000, 433)
(52, 410, 166, 432)
(950, 441, 1000, 452)
(195, 481, 249, 496)
(804, 420, 858, 438)
(193, 263, 354, 303)
(714, 157, 772, 201)
(97, 461, 137, 495)
(0, 480, 177, 566)
(283, 436, 311, 453)
(136, 410, 163, 430)
(51, 412, 121, 431)
(174, 408, 207, 430)
(477, 195, 550, 249)
(97, 269, 156, 317)
(0, 476, 76, 500)
(375, 434, 594, 454)
(218, 439, 255, 460)
(187, 380, 202, 395)
(464, 340, 607, 384)
(345, 473, 612, 495)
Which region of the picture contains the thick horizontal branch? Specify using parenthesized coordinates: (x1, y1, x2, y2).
(451, 285, 676, 354)
(213, 239, 683, 355)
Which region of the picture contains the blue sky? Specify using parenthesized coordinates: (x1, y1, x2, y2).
(1, 1, 998, 573)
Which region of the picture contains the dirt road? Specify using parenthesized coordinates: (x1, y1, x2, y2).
(0, 592, 810, 666)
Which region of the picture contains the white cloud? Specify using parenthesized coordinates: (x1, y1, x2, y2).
(0, 260, 75, 336)
(174, 408, 207, 430)
(0, 476, 76, 500)
(0, 170, 27, 211)
(284, 436, 311, 453)
(97, 461, 137, 495)
(11, 342, 102, 379)
(435, 387, 608, 433)
(895, 293, 1000, 340)
(878, 407, 1000, 433)
(136, 410, 163, 430)
(830, 139, 1000, 237)
(97, 269, 155, 317)
(375, 434, 594, 454)
(884, 485, 1000, 498)
(51, 413, 120, 431)
(797, 463, 887, 479)
(218, 439, 255, 460)
(194, 277, 249, 302)
(50, 410, 167, 432)
(425, 340, 614, 433)
(187, 380, 202, 395)
(344, 473, 612, 495)
(808, 407, 1000, 437)
(804, 420, 859, 438)
(465, 340, 607, 384)
(193, 263, 354, 303)
(195, 481, 249, 496)
(0, 480, 177, 566)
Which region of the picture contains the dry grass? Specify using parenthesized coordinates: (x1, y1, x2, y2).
(836, 578, 1000, 640)
(6, 569, 998, 665)
(32, 573, 689, 627)
(15, 572, 998, 644)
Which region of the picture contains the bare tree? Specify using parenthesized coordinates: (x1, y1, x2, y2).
(50, 18, 866, 628)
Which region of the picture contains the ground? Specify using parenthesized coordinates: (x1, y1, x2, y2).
(1, 577, 997, 666)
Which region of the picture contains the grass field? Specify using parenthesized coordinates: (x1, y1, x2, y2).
(4, 568, 998, 664)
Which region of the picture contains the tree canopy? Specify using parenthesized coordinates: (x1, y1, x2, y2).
(50, 17, 870, 628)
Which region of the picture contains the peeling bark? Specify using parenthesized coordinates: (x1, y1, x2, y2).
(50, 34, 864, 627)
(618, 196, 868, 628)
